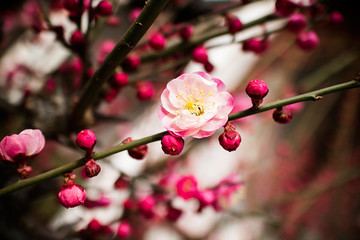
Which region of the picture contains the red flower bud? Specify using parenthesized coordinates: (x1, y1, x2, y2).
(245, 79, 269, 101)
(70, 30, 85, 46)
(226, 14, 243, 34)
(296, 31, 319, 51)
(84, 159, 101, 178)
(242, 38, 269, 54)
(123, 137, 148, 160)
(76, 129, 97, 153)
(117, 221, 131, 239)
(179, 25, 193, 42)
(329, 11, 344, 27)
(95, 1, 113, 16)
(121, 54, 141, 72)
(286, 13, 307, 33)
(136, 81, 154, 101)
(219, 128, 241, 152)
(161, 134, 184, 155)
(149, 32, 166, 51)
(58, 181, 87, 208)
(113, 73, 128, 88)
(192, 46, 208, 64)
(273, 106, 293, 124)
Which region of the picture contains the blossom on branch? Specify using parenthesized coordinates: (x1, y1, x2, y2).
(159, 72, 234, 138)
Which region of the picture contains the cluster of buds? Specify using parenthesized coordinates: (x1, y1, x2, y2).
(218, 122, 241, 152)
(0, 129, 45, 178)
(58, 173, 87, 208)
(122, 137, 148, 160)
(76, 129, 101, 178)
(245, 79, 269, 108)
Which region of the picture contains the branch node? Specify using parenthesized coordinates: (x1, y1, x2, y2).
(314, 95, 323, 101)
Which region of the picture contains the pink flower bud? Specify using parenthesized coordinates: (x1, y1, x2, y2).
(192, 46, 208, 64)
(87, 218, 103, 232)
(121, 54, 141, 72)
(179, 25, 193, 42)
(95, 1, 113, 16)
(329, 11, 343, 27)
(58, 181, 87, 208)
(219, 126, 241, 152)
(70, 30, 85, 46)
(161, 134, 184, 155)
(275, 0, 297, 17)
(272, 106, 293, 124)
(149, 32, 166, 51)
(0, 129, 45, 163)
(296, 30, 319, 51)
(63, 0, 80, 12)
(113, 73, 128, 88)
(242, 38, 269, 54)
(117, 221, 131, 239)
(84, 159, 101, 178)
(176, 175, 198, 200)
(245, 79, 269, 100)
(136, 81, 154, 101)
(286, 13, 307, 33)
(76, 129, 97, 153)
(114, 174, 130, 189)
(196, 189, 216, 212)
(226, 14, 243, 34)
(123, 137, 148, 160)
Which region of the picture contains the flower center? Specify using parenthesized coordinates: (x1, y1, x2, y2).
(183, 96, 204, 116)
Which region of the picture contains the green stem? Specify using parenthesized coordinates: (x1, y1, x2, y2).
(228, 79, 360, 121)
(0, 79, 359, 196)
(69, 0, 170, 128)
(140, 13, 278, 63)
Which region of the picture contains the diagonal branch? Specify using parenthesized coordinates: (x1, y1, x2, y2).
(69, 0, 170, 128)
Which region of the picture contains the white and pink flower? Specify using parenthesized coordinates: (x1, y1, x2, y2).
(159, 72, 234, 138)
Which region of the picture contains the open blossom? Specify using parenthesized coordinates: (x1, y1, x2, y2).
(159, 72, 234, 138)
(0, 129, 45, 163)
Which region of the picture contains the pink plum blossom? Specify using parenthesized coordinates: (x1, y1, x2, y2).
(0, 129, 45, 163)
(176, 175, 198, 200)
(159, 72, 234, 138)
(58, 181, 87, 208)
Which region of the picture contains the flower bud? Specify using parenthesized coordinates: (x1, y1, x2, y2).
(219, 123, 241, 152)
(226, 14, 243, 34)
(245, 79, 269, 101)
(272, 106, 293, 124)
(76, 129, 97, 153)
(0, 129, 45, 163)
(179, 25, 193, 42)
(286, 13, 307, 33)
(121, 54, 141, 72)
(113, 73, 128, 88)
(242, 38, 269, 54)
(204, 60, 214, 73)
(70, 30, 85, 46)
(117, 221, 131, 239)
(95, 1, 113, 16)
(149, 32, 166, 51)
(161, 134, 184, 155)
(192, 46, 208, 64)
(176, 175, 198, 200)
(114, 174, 130, 189)
(296, 31, 319, 51)
(275, 0, 297, 17)
(84, 159, 101, 178)
(123, 137, 148, 160)
(136, 81, 154, 101)
(58, 181, 87, 208)
(329, 11, 343, 27)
